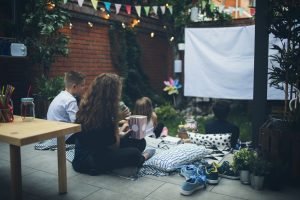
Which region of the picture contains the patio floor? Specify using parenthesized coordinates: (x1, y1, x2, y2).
(0, 142, 299, 200)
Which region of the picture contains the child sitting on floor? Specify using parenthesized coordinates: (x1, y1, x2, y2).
(133, 97, 166, 138)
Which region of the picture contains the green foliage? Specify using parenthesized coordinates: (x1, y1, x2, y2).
(109, 22, 162, 108)
(233, 148, 256, 171)
(268, 0, 300, 117)
(22, 0, 70, 76)
(35, 75, 64, 101)
(229, 103, 252, 141)
(154, 0, 232, 44)
(250, 156, 271, 176)
(155, 104, 179, 120)
(155, 104, 184, 135)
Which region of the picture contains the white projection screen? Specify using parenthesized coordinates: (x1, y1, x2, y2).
(184, 25, 286, 100)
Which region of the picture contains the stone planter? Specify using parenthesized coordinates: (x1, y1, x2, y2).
(251, 175, 264, 190)
(240, 170, 250, 184)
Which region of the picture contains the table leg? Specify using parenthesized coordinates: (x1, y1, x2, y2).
(57, 136, 67, 194)
(10, 145, 22, 200)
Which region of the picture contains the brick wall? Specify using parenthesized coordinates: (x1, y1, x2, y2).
(49, 18, 118, 85)
(48, 12, 173, 93)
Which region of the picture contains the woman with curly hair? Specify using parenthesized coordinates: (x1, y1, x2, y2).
(72, 73, 155, 175)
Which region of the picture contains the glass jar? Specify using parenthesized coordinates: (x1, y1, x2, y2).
(21, 97, 35, 121)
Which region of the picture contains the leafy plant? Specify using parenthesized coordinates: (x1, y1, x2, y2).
(268, 0, 300, 117)
(251, 157, 271, 176)
(22, 0, 70, 77)
(35, 75, 64, 101)
(233, 148, 256, 171)
(109, 22, 160, 107)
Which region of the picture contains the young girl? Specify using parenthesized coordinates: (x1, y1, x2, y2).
(72, 74, 155, 175)
(133, 97, 164, 138)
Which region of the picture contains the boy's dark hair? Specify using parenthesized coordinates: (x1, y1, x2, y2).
(212, 101, 230, 120)
(64, 71, 86, 88)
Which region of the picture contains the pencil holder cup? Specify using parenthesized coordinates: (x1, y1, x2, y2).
(0, 96, 14, 122)
(0, 108, 14, 122)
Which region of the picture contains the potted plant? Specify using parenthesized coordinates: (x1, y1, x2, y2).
(250, 156, 271, 190)
(268, 0, 300, 123)
(233, 148, 255, 184)
(34, 75, 64, 118)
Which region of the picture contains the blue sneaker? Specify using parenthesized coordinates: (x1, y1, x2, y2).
(205, 163, 220, 184)
(180, 165, 198, 180)
(180, 175, 206, 196)
(216, 161, 239, 180)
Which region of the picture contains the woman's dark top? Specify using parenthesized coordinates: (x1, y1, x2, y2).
(72, 123, 116, 174)
(72, 122, 146, 175)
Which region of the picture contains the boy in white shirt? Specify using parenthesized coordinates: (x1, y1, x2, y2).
(35, 71, 86, 149)
(47, 71, 86, 124)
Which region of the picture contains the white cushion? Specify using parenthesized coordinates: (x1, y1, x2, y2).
(143, 143, 211, 172)
(187, 132, 232, 150)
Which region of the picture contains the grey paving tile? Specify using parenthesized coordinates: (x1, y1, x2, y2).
(144, 173, 215, 191)
(22, 170, 100, 200)
(22, 149, 78, 178)
(71, 174, 165, 198)
(82, 188, 144, 200)
(146, 182, 243, 200)
(211, 178, 300, 200)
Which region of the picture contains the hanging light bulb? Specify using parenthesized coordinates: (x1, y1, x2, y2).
(69, 23, 73, 29)
(46, 1, 55, 11)
(150, 32, 155, 38)
(131, 19, 140, 28)
(169, 36, 174, 42)
(104, 13, 110, 20)
(100, 7, 106, 12)
(88, 22, 93, 28)
(166, 3, 169, 7)
(122, 22, 126, 29)
(163, 25, 167, 29)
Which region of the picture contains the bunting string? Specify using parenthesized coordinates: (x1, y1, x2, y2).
(64, 0, 251, 19)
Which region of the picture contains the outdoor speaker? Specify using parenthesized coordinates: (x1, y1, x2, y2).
(10, 43, 27, 57)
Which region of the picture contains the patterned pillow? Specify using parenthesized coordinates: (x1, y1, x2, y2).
(187, 132, 232, 150)
(143, 143, 212, 172)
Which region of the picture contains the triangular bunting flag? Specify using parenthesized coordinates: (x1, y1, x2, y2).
(77, 0, 84, 7)
(115, 4, 121, 14)
(239, 8, 244, 16)
(202, 1, 206, 9)
(160, 6, 166, 14)
(144, 6, 150, 16)
(125, 4, 131, 14)
(168, 5, 173, 14)
(135, 5, 141, 17)
(91, 0, 98, 10)
(63, 0, 68, 4)
(152, 6, 158, 15)
(104, 2, 111, 12)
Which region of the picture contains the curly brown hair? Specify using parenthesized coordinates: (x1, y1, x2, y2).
(133, 97, 153, 122)
(76, 73, 121, 132)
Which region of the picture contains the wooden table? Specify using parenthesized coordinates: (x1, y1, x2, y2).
(0, 116, 81, 200)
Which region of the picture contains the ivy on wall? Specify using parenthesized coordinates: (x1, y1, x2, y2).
(22, 0, 70, 77)
(109, 22, 163, 107)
